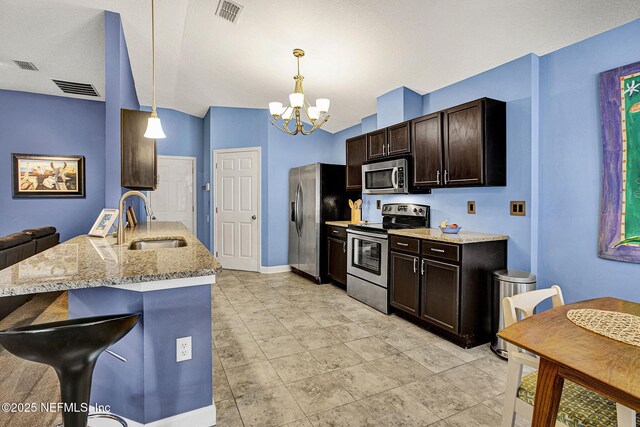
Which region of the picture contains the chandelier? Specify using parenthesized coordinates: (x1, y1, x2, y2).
(268, 49, 330, 135)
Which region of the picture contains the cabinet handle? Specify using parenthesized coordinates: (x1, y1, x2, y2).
(430, 248, 445, 253)
(382, 143, 386, 156)
(387, 142, 391, 155)
(444, 170, 449, 185)
(436, 170, 441, 185)
(396, 242, 409, 247)
(421, 259, 425, 276)
(343, 241, 346, 253)
(413, 257, 418, 273)
(333, 229, 340, 234)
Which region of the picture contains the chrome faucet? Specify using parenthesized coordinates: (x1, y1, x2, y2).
(117, 190, 154, 245)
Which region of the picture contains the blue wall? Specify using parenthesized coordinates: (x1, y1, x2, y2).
(104, 11, 139, 209)
(0, 90, 106, 241)
(537, 20, 640, 303)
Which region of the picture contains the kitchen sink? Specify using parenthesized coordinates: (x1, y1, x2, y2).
(128, 238, 187, 250)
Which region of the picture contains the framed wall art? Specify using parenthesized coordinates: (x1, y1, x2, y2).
(12, 153, 85, 198)
(599, 60, 640, 263)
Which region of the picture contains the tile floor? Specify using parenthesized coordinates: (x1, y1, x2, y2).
(212, 269, 527, 427)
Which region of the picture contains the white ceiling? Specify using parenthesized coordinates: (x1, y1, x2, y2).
(1, 0, 639, 132)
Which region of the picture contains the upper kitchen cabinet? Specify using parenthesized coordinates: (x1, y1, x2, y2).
(387, 121, 411, 156)
(366, 122, 411, 161)
(411, 98, 506, 189)
(121, 109, 157, 190)
(442, 98, 506, 186)
(366, 128, 387, 160)
(345, 134, 367, 190)
(411, 113, 442, 188)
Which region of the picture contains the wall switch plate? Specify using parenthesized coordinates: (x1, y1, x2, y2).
(467, 201, 476, 214)
(510, 201, 526, 216)
(376, 200, 381, 209)
(176, 336, 192, 362)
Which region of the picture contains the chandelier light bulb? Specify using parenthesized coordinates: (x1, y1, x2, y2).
(269, 102, 283, 117)
(289, 93, 304, 108)
(308, 106, 319, 120)
(144, 115, 166, 139)
(316, 98, 330, 113)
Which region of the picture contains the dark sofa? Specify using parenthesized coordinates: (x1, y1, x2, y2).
(0, 227, 60, 319)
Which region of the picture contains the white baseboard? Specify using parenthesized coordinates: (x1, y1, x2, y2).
(92, 402, 216, 427)
(259, 265, 291, 274)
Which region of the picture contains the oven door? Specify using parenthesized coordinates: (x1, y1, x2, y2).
(362, 158, 408, 195)
(347, 229, 388, 287)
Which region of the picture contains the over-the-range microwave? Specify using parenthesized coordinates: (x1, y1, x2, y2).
(362, 158, 409, 195)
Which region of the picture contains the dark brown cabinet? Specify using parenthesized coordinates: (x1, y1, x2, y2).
(387, 121, 411, 156)
(410, 98, 505, 189)
(390, 236, 507, 348)
(420, 258, 459, 333)
(121, 109, 157, 190)
(390, 251, 420, 316)
(326, 226, 347, 286)
(366, 129, 387, 160)
(411, 113, 442, 187)
(346, 135, 367, 190)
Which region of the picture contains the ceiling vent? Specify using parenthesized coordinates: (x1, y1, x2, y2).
(215, 0, 243, 24)
(13, 60, 38, 71)
(52, 79, 100, 97)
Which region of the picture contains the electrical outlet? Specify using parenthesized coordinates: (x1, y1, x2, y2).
(510, 201, 526, 216)
(376, 200, 381, 209)
(467, 201, 476, 214)
(176, 336, 192, 362)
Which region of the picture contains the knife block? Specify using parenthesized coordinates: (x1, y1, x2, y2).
(350, 209, 361, 223)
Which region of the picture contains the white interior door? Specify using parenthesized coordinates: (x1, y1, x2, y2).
(148, 156, 196, 233)
(214, 148, 260, 272)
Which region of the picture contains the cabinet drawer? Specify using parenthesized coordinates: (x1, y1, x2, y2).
(327, 225, 347, 240)
(390, 236, 420, 254)
(421, 240, 460, 262)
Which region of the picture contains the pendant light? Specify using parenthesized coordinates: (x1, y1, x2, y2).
(144, 0, 166, 139)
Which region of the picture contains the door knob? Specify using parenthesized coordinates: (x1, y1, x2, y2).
(251, 215, 257, 220)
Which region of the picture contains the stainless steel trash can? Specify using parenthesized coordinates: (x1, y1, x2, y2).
(491, 269, 536, 358)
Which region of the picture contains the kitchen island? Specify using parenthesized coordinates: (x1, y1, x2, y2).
(0, 222, 221, 427)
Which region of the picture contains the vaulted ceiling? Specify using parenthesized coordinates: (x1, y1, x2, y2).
(1, 0, 639, 132)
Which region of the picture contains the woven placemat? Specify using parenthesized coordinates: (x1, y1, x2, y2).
(567, 309, 640, 347)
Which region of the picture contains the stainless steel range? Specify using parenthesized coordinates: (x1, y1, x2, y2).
(346, 203, 430, 314)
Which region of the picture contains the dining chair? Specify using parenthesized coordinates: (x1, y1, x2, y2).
(501, 285, 638, 427)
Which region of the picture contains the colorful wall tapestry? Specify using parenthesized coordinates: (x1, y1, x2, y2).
(599, 61, 640, 263)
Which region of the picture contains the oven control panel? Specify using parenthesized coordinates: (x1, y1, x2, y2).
(382, 203, 429, 217)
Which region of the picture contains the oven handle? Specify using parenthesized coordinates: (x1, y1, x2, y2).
(347, 229, 389, 241)
(391, 167, 399, 189)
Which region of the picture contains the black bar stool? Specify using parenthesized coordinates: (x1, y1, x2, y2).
(0, 313, 140, 427)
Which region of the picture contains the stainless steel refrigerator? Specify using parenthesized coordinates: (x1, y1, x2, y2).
(289, 163, 348, 283)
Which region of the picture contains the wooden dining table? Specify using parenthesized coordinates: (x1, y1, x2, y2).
(498, 297, 640, 427)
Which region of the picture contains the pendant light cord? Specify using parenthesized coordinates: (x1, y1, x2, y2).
(151, 0, 157, 113)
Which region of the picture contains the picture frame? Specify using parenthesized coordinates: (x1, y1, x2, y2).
(598, 60, 640, 263)
(12, 153, 85, 198)
(88, 209, 119, 238)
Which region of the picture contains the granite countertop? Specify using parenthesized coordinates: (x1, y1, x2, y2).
(388, 228, 509, 244)
(325, 220, 364, 228)
(0, 222, 222, 297)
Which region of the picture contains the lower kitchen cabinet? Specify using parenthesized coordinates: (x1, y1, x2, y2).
(390, 236, 506, 348)
(420, 258, 459, 334)
(390, 251, 420, 316)
(326, 226, 347, 286)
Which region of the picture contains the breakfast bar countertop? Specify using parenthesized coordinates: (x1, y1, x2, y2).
(0, 222, 222, 296)
(325, 220, 361, 228)
(389, 228, 509, 244)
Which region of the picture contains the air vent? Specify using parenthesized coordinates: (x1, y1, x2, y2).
(52, 79, 100, 97)
(13, 60, 38, 71)
(215, 0, 243, 24)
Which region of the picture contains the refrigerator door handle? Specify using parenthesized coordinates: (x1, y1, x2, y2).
(295, 183, 302, 235)
(297, 183, 304, 235)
